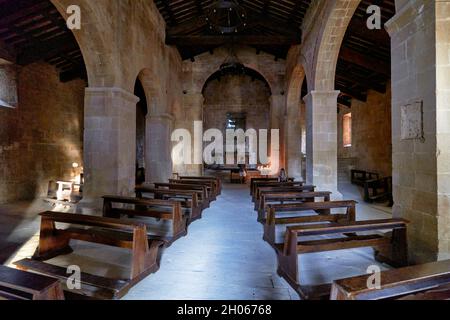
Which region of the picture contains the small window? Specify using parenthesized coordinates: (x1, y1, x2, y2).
(343, 113, 352, 147)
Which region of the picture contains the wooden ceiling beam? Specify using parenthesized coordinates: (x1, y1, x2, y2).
(0, 39, 16, 63)
(336, 73, 386, 93)
(336, 83, 367, 102)
(166, 35, 301, 46)
(161, 0, 177, 26)
(347, 17, 390, 46)
(339, 46, 390, 76)
(17, 35, 78, 65)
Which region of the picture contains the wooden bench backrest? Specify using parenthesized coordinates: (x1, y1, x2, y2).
(331, 259, 450, 300)
(135, 187, 202, 221)
(102, 196, 187, 239)
(251, 180, 298, 196)
(256, 185, 316, 201)
(179, 176, 222, 193)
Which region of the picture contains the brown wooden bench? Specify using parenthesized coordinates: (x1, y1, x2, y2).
(331, 259, 450, 300)
(0, 265, 64, 300)
(250, 177, 279, 195)
(154, 182, 211, 209)
(257, 191, 332, 222)
(253, 184, 314, 206)
(274, 217, 408, 299)
(135, 186, 202, 222)
(179, 176, 222, 195)
(351, 170, 380, 186)
(364, 176, 393, 206)
(169, 179, 217, 201)
(264, 201, 357, 246)
(102, 195, 187, 245)
(15, 212, 164, 299)
(251, 179, 296, 197)
(252, 181, 304, 202)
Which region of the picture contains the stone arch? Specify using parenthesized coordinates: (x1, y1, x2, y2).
(135, 69, 173, 183)
(302, 0, 361, 92)
(285, 64, 306, 180)
(201, 67, 273, 96)
(188, 46, 281, 96)
(50, 0, 115, 87)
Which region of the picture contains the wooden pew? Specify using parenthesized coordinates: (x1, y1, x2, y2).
(135, 186, 202, 222)
(274, 217, 408, 299)
(250, 177, 279, 195)
(15, 212, 164, 299)
(0, 265, 64, 300)
(264, 201, 357, 246)
(102, 195, 187, 245)
(351, 170, 380, 186)
(169, 179, 217, 200)
(154, 182, 211, 209)
(364, 176, 393, 206)
(179, 176, 222, 195)
(331, 259, 450, 300)
(251, 179, 296, 197)
(253, 184, 313, 205)
(257, 191, 332, 222)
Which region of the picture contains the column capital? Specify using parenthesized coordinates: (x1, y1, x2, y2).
(147, 112, 175, 122)
(85, 86, 140, 104)
(303, 90, 340, 104)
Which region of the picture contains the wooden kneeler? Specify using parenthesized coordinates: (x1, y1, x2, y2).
(274, 218, 409, 300)
(15, 212, 163, 299)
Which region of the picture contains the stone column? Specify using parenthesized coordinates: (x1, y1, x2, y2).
(386, 0, 450, 262)
(286, 101, 303, 181)
(176, 92, 204, 176)
(146, 113, 174, 183)
(270, 95, 285, 172)
(83, 87, 139, 203)
(303, 90, 341, 198)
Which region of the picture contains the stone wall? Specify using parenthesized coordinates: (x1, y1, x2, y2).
(386, 0, 450, 262)
(0, 62, 85, 203)
(203, 74, 271, 139)
(337, 88, 392, 179)
(175, 46, 287, 175)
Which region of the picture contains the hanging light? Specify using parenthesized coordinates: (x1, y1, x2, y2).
(205, 0, 247, 34)
(219, 45, 246, 76)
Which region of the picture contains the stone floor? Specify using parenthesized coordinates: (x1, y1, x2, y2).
(0, 182, 392, 300)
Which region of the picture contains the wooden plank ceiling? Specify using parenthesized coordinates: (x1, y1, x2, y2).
(157, 0, 395, 105)
(0, 0, 86, 82)
(156, 0, 310, 60)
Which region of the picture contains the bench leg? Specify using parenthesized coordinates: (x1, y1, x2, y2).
(131, 226, 160, 280)
(35, 217, 73, 260)
(374, 227, 408, 267)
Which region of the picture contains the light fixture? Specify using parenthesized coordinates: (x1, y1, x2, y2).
(205, 0, 247, 34)
(219, 45, 245, 76)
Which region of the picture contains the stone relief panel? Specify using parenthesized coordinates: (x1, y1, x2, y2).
(401, 100, 424, 141)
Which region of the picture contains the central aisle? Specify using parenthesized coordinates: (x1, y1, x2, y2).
(123, 183, 298, 300)
(123, 182, 391, 300)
